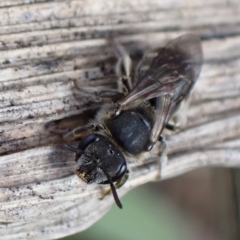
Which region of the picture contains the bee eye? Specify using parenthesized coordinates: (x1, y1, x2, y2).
(79, 134, 99, 151)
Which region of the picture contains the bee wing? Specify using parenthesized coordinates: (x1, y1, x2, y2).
(118, 34, 203, 107)
(117, 34, 203, 139)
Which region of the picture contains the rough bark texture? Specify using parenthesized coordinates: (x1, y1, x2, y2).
(0, 0, 240, 239)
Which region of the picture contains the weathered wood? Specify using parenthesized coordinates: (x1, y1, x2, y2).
(0, 0, 240, 239)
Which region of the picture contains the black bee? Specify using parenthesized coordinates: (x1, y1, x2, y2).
(64, 34, 203, 209)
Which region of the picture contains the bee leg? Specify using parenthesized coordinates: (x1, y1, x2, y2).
(72, 77, 125, 103)
(171, 100, 189, 129)
(116, 57, 133, 93)
(164, 99, 190, 133)
(115, 170, 129, 188)
(165, 123, 176, 131)
(63, 123, 102, 142)
(155, 136, 168, 181)
(165, 122, 181, 132)
(96, 90, 125, 102)
(112, 38, 133, 93)
(99, 170, 129, 200)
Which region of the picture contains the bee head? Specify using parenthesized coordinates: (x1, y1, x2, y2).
(65, 133, 127, 209)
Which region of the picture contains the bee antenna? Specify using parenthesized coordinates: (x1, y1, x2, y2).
(99, 166, 123, 209)
(64, 144, 83, 154)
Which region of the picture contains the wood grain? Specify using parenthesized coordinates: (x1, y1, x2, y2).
(0, 0, 240, 239)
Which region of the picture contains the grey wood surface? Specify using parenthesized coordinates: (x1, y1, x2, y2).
(0, 0, 240, 239)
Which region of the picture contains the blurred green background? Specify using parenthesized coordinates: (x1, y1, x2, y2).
(61, 184, 195, 240)
(60, 168, 238, 240)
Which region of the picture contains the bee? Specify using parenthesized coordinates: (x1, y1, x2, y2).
(64, 34, 203, 209)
